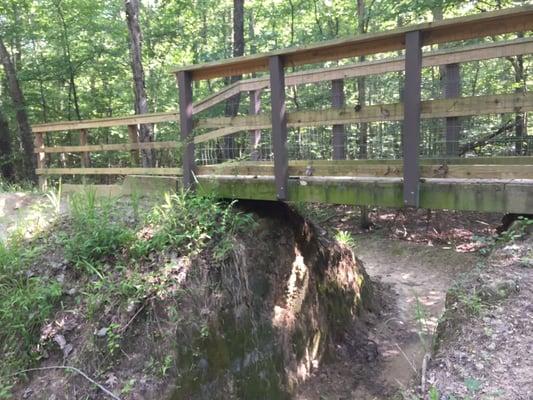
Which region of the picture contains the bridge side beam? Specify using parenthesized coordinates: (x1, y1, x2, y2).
(269, 55, 289, 200)
(177, 71, 196, 189)
(403, 30, 423, 207)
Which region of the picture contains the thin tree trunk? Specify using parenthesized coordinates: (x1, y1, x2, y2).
(223, 0, 245, 160)
(357, 0, 370, 229)
(0, 37, 35, 182)
(0, 106, 14, 181)
(125, 0, 155, 167)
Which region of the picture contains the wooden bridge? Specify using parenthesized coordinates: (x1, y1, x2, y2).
(32, 6, 533, 213)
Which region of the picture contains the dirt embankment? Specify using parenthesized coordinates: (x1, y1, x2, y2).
(15, 201, 374, 399)
(427, 235, 533, 399)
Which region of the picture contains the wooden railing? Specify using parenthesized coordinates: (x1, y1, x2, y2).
(31, 6, 533, 209)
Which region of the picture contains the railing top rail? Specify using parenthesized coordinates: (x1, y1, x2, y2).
(171, 5, 533, 81)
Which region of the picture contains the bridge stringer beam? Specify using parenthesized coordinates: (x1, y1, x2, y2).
(403, 30, 423, 207)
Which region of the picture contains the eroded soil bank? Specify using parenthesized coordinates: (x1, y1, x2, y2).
(8, 199, 374, 399)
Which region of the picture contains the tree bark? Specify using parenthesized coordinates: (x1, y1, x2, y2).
(0, 106, 14, 181)
(357, 0, 370, 229)
(0, 37, 35, 182)
(223, 0, 245, 160)
(357, 0, 368, 160)
(125, 0, 155, 167)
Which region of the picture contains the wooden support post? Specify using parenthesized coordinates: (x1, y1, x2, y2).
(444, 63, 461, 156)
(249, 90, 262, 161)
(177, 71, 195, 189)
(331, 79, 346, 160)
(269, 55, 289, 201)
(34, 133, 47, 191)
(402, 30, 422, 208)
(127, 125, 140, 166)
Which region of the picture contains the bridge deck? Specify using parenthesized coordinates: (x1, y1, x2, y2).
(195, 175, 533, 214)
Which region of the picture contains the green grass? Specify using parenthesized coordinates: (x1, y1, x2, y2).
(0, 235, 62, 395)
(0, 188, 255, 397)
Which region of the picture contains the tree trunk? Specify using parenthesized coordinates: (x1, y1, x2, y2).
(125, 0, 155, 167)
(357, 0, 368, 160)
(0, 106, 14, 181)
(357, 0, 370, 229)
(0, 37, 35, 182)
(223, 0, 245, 160)
(510, 33, 526, 155)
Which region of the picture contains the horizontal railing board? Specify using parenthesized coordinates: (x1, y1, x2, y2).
(35, 141, 179, 153)
(197, 162, 533, 180)
(172, 6, 533, 80)
(36, 168, 182, 176)
(195, 92, 533, 132)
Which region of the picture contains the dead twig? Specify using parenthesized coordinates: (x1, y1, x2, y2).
(11, 366, 121, 400)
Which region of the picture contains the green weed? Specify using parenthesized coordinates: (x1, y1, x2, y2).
(133, 192, 253, 260)
(62, 190, 134, 273)
(335, 229, 356, 248)
(0, 235, 62, 392)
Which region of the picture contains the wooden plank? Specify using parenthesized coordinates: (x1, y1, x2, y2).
(196, 92, 533, 131)
(269, 55, 289, 200)
(197, 162, 533, 180)
(36, 141, 179, 153)
(193, 127, 242, 144)
(36, 168, 182, 176)
(32, 111, 180, 133)
(195, 175, 533, 213)
(177, 70, 195, 188)
(172, 6, 533, 80)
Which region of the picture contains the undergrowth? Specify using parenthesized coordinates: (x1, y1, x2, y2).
(0, 234, 62, 395)
(0, 188, 254, 397)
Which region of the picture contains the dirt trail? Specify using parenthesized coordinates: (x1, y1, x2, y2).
(296, 234, 480, 399)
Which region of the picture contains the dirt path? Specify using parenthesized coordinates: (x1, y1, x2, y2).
(296, 234, 480, 399)
(0, 192, 56, 242)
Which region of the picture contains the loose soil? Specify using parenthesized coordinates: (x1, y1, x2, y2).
(296, 233, 481, 399)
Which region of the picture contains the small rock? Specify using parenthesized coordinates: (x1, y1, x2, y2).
(66, 288, 77, 296)
(95, 327, 108, 337)
(475, 362, 484, 370)
(487, 342, 496, 351)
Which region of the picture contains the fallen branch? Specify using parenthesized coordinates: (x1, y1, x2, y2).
(11, 366, 121, 400)
(459, 120, 516, 156)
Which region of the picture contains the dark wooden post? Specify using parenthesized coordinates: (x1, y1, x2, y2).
(269, 55, 288, 201)
(444, 63, 460, 157)
(332, 79, 346, 160)
(402, 30, 422, 208)
(177, 71, 195, 189)
(34, 132, 47, 190)
(249, 89, 262, 161)
(127, 124, 140, 166)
